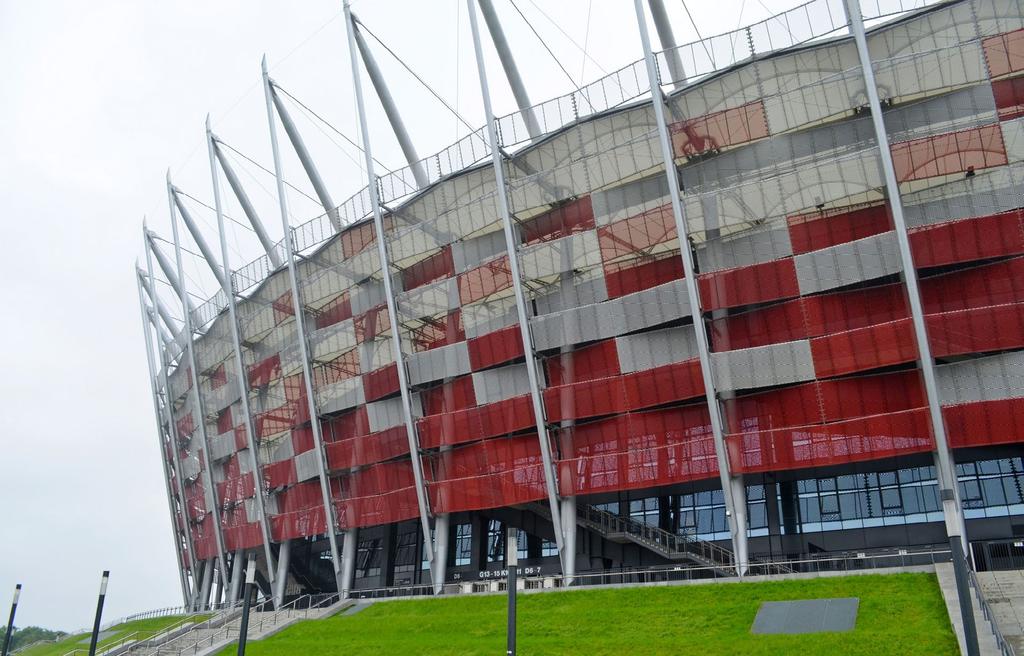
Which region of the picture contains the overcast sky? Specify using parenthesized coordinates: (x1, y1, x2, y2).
(0, 0, 798, 631)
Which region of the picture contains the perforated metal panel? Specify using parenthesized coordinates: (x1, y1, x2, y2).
(795, 231, 902, 295)
(713, 339, 816, 391)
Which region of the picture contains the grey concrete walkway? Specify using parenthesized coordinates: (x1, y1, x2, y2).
(935, 563, 1004, 655)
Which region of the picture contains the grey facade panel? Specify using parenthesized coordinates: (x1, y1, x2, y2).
(794, 231, 902, 295)
(407, 341, 472, 386)
(938, 351, 1024, 405)
(592, 174, 669, 226)
(616, 326, 699, 374)
(452, 230, 507, 273)
(531, 279, 692, 351)
(713, 340, 816, 392)
(472, 364, 531, 405)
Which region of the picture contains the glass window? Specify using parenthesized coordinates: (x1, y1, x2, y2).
(541, 538, 557, 558)
(455, 523, 472, 566)
(356, 537, 382, 578)
(517, 529, 529, 561)
(394, 530, 418, 574)
(487, 520, 504, 563)
(421, 528, 434, 570)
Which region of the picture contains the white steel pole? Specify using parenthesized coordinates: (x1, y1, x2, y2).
(466, 0, 567, 568)
(842, 1, 978, 652)
(350, 17, 428, 189)
(632, 0, 748, 575)
(266, 77, 343, 232)
(167, 175, 232, 596)
(647, 0, 687, 86)
(137, 274, 192, 605)
(210, 135, 284, 269)
(147, 230, 197, 317)
(144, 232, 199, 605)
(261, 55, 345, 592)
(206, 116, 279, 584)
(841, 0, 967, 546)
(476, 0, 541, 140)
(343, 0, 439, 586)
(169, 184, 229, 292)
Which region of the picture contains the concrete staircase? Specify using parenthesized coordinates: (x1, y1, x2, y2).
(975, 570, 1024, 655)
(935, 563, 1013, 655)
(119, 595, 346, 656)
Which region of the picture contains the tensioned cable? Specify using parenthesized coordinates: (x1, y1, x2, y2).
(215, 140, 321, 205)
(357, 19, 482, 139)
(680, 0, 718, 68)
(281, 91, 373, 175)
(176, 190, 255, 235)
(507, 0, 596, 112)
(579, 0, 593, 85)
(523, 0, 610, 78)
(272, 84, 391, 173)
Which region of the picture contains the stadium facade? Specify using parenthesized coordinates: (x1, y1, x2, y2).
(137, 0, 1024, 610)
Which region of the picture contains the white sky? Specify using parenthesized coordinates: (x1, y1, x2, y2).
(0, 0, 798, 631)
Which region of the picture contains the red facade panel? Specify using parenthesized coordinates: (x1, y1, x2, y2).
(417, 394, 535, 450)
(727, 409, 933, 474)
(458, 256, 512, 304)
(983, 28, 1024, 78)
(698, 258, 800, 311)
(543, 360, 704, 423)
(670, 100, 770, 157)
(401, 246, 454, 292)
(945, 398, 1024, 448)
(420, 376, 477, 416)
(314, 291, 352, 329)
(810, 318, 916, 378)
(522, 196, 595, 245)
(992, 76, 1024, 121)
(336, 461, 419, 529)
(326, 425, 410, 471)
(363, 363, 400, 402)
(910, 210, 1024, 268)
(467, 325, 525, 370)
(428, 436, 547, 514)
(890, 124, 1007, 183)
(603, 254, 684, 299)
(545, 339, 621, 386)
(787, 203, 892, 255)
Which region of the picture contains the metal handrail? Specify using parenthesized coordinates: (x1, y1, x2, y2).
(967, 564, 1018, 656)
(343, 547, 953, 599)
(577, 506, 736, 568)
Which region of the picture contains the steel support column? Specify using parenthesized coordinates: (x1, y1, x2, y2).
(144, 235, 200, 606)
(146, 230, 197, 317)
(476, 0, 541, 140)
(843, 0, 976, 651)
(210, 135, 284, 268)
(632, 0, 748, 575)
(350, 15, 428, 188)
(340, 529, 358, 598)
(138, 274, 182, 350)
(137, 275, 191, 606)
(169, 183, 229, 291)
(228, 549, 244, 606)
(273, 540, 291, 608)
(343, 0, 441, 589)
(646, 0, 687, 86)
(206, 117, 279, 586)
(466, 0, 567, 570)
(262, 56, 345, 594)
(264, 61, 342, 232)
(167, 179, 232, 596)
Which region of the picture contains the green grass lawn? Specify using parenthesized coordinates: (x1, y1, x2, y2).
(17, 614, 211, 656)
(214, 573, 956, 656)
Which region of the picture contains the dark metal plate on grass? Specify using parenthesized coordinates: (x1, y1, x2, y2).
(751, 597, 860, 634)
